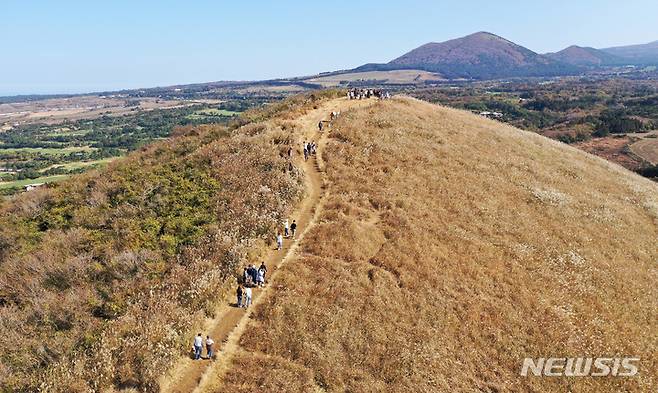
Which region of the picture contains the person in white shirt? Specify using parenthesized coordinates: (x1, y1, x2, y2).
(284, 219, 290, 237)
(276, 233, 283, 250)
(193, 333, 203, 360)
(206, 336, 215, 359)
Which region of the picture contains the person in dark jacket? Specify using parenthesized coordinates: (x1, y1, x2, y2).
(236, 285, 243, 307)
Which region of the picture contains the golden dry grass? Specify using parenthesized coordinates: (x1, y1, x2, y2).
(210, 97, 657, 392)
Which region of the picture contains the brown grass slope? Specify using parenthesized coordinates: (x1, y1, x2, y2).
(213, 97, 657, 392)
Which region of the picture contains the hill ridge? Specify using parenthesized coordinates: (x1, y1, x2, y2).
(201, 96, 657, 392)
(356, 31, 579, 79)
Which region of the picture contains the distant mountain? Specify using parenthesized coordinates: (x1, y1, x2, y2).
(601, 40, 658, 65)
(354, 32, 579, 79)
(545, 45, 625, 67)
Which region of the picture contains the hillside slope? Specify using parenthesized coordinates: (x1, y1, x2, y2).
(602, 40, 658, 64)
(546, 45, 624, 66)
(0, 91, 342, 391)
(209, 97, 657, 392)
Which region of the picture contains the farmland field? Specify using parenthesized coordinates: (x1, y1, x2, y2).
(630, 135, 658, 164)
(0, 174, 70, 189)
(0, 103, 243, 195)
(0, 85, 309, 196)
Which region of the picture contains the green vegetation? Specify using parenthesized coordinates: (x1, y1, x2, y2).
(410, 78, 658, 138)
(0, 103, 247, 195)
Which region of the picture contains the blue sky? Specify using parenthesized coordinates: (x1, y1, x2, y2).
(2, 0, 657, 95)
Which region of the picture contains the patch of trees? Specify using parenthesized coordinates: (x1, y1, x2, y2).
(593, 109, 645, 136)
(522, 95, 602, 111)
(636, 164, 658, 179)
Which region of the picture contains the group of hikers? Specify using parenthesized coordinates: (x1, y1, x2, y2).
(236, 262, 265, 308)
(347, 88, 391, 100)
(303, 140, 317, 161)
(192, 333, 215, 360)
(237, 218, 297, 306)
(318, 110, 341, 132)
(191, 216, 299, 360)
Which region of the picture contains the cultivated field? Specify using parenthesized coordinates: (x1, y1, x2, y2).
(0, 95, 223, 127)
(308, 70, 444, 87)
(629, 133, 658, 164)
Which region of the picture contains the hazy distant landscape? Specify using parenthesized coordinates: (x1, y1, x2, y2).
(2, 31, 657, 195)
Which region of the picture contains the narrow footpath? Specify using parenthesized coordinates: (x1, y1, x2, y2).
(161, 98, 370, 393)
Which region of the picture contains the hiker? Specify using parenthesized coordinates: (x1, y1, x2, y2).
(244, 286, 252, 307)
(287, 146, 293, 159)
(242, 267, 249, 284)
(277, 232, 283, 250)
(318, 121, 323, 131)
(256, 266, 265, 287)
(206, 336, 215, 359)
(284, 219, 290, 237)
(248, 264, 257, 285)
(290, 220, 297, 238)
(259, 262, 268, 279)
(303, 141, 309, 161)
(193, 333, 203, 360)
(236, 284, 243, 307)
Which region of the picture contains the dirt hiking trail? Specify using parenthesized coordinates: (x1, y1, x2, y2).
(160, 97, 372, 393)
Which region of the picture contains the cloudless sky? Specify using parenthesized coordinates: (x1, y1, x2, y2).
(2, 0, 657, 95)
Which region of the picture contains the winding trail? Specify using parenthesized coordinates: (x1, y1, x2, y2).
(160, 97, 371, 393)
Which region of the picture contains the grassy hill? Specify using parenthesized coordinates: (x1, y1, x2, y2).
(212, 98, 657, 392)
(0, 91, 341, 391)
(1, 93, 656, 392)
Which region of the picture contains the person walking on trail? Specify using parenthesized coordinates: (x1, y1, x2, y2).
(303, 141, 309, 161)
(193, 333, 203, 360)
(206, 336, 215, 360)
(259, 262, 268, 281)
(290, 220, 297, 238)
(256, 266, 265, 287)
(318, 121, 323, 131)
(287, 146, 292, 159)
(284, 219, 290, 237)
(236, 284, 243, 308)
(248, 264, 257, 284)
(244, 286, 252, 308)
(276, 232, 283, 250)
